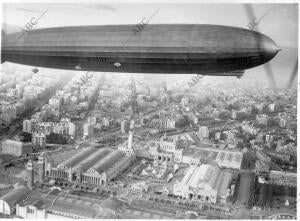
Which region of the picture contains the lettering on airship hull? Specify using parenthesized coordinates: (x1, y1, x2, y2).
(86, 57, 114, 63)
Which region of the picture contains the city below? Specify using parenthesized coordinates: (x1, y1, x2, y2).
(0, 65, 297, 219)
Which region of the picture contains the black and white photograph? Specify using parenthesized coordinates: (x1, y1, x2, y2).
(0, 0, 298, 219)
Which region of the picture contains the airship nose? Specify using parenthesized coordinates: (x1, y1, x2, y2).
(262, 39, 281, 53)
(258, 35, 281, 61)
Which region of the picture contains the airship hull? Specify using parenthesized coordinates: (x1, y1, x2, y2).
(1, 24, 280, 75)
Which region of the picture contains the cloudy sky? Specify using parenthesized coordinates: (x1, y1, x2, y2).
(1, 2, 298, 87)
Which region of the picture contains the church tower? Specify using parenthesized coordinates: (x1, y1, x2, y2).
(128, 130, 133, 150)
(37, 153, 45, 183)
(26, 160, 34, 190)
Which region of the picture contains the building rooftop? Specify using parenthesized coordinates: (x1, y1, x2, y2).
(89, 150, 124, 174)
(73, 148, 111, 172)
(46, 148, 82, 167)
(183, 148, 218, 160)
(183, 145, 243, 168)
(48, 197, 99, 218)
(2, 140, 23, 145)
(179, 164, 232, 197)
(19, 189, 103, 218)
(0, 186, 30, 208)
(0, 188, 13, 199)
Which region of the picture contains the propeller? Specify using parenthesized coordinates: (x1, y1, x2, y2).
(243, 4, 278, 90)
(287, 60, 298, 88)
(264, 62, 277, 90)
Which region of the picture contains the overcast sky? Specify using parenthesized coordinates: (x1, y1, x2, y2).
(2, 3, 298, 48)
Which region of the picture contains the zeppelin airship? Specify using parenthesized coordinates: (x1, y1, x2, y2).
(1, 24, 280, 77)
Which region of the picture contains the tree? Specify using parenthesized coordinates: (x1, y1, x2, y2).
(20, 132, 32, 142)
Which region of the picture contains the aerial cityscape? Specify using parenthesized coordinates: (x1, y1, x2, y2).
(0, 2, 298, 220)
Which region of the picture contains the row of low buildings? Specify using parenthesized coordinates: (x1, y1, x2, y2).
(23, 118, 75, 137)
(1, 140, 33, 157)
(256, 113, 296, 130)
(269, 170, 297, 187)
(22, 117, 76, 147)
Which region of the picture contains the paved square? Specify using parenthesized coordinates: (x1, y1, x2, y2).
(142, 212, 151, 218)
(65, 198, 74, 203)
(132, 210, 141, 216)
(124, 209, 131, 214)
(83, 201, 92, 206)
(152, 214, 160, 219)
(76, 200, 83, 204)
